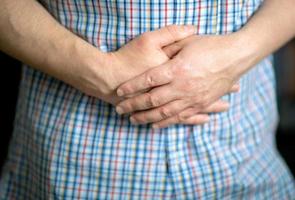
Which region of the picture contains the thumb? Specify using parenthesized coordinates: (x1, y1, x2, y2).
(162, 42, 183, 58)
(149, 25, 196, 47)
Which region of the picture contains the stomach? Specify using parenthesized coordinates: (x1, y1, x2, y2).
(7, 2, 281, 195)
(32, 0, 277, 141)
(28, 0, 277, 150)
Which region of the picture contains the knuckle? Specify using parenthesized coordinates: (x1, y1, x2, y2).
(183, 108, 195, 116)
(159, 107, 172, 119)
(137, 113, 152, 124)
(144, 114, 154, 122)
(132, 115, 144, 124)
(137, 32, 151, 46)
(150, 96, 161, 107)
(120, 85, 132, 95)
(187, 101, 201, 112)
(131, 115, 140, 123)
(172, 56, 187, 73)
(176, 113, 186, 123)
(194, 95, 208, 107)
(145, 93, 153, 107)
(145, 73, 155, 87)
(146, 93, 160, 107)
(199, 100, 208, 110)
(164, 68, 174, 80)
(121, 103, 132, 113)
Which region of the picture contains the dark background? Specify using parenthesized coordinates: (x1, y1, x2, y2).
(1, 40, 295, 177)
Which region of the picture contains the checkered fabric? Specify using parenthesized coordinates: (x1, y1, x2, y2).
(1, 0, 295, 199)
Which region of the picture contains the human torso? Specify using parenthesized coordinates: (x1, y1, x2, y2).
(1, 0, 294, 199)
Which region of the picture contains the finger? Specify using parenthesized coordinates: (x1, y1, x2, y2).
(124, 88, 150, 98)
(202, 100, 230, 113)
(148, 25, 196, 47)
(229, 84, 240, 93)
(162, 35, 200, 58)
(152, 114, 210, 129)
(129, 99, 190, 124)
(177, 100, 229, 119)
(116, 84, 178, 114)
(117, 61, 174, 97)
(182, 114, 210, 125)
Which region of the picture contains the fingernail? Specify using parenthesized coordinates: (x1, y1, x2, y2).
(185, 25, 197, 34)
(117, 89, 124, 97)
(116, 106, 124, 115)
(184, 25, 195, 32)
(204, 116, 210, 121)
(223, 102, 230, 109)
(130, 116, 138, 125)
(152, 124, 159, 129)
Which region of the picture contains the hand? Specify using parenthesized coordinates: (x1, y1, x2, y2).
(134, 97, 241, 128)
(116, 33, 249, 128)
(131, 86, 240, 128)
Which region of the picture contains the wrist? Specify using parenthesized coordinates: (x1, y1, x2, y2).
(69, 37, 115, 98)
(83, 48, 114, 96)
(229, 30, 260, 79)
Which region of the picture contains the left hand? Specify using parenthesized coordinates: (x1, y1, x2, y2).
(115, 33, 251, 128)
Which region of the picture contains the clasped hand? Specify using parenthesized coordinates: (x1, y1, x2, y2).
(103, 25, 245, 128)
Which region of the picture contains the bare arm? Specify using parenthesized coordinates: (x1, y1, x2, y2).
(238, 0, 295, 76)
(0, 0, 196, 104)
(0, 0, 111, 95)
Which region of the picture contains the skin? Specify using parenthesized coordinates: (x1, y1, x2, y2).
(0, 0, 294, 129)
(116, 0, 295, 128)
(0, 0, 237, 126)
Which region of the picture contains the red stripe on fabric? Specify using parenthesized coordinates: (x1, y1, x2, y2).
(54, 188, 169, 199)
(165, 0, 168, 26)
(116, 7, 210, 12)
(130, 0, 133, 38)
(97, 1, 103, 47)
(143, 129, 155, 198)
(110, 116, 124, 200)
(31, 76, 50, 193)
(187, 128, 202, 197)
(225, 0, 228, 33)
(66, 0, 73, 31)
(196, 0, 202, 34)
(47, 88, 74, 194)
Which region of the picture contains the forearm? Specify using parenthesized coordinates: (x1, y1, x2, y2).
(0, 0, 109, 95)
(236, 0, 295, 75)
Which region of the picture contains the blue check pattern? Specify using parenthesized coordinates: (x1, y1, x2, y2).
(1, 0, 294, 199)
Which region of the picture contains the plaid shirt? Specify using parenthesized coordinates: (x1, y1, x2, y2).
(1, 0, 294, 199)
